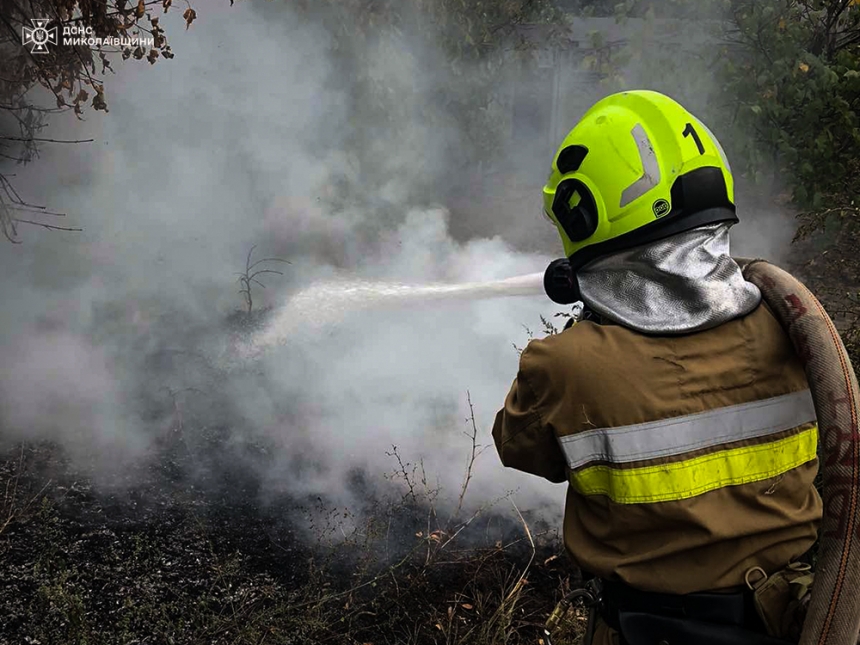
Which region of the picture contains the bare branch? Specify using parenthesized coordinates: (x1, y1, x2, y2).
(0, 136, 94, 144)
(0, 104, 64, 113)
(450, 390, 481, 524)
(12, 218, 83, 232)
(236, 245, 290, 313)
(245, 245, 257, 270)
(248, 257, 292, 270)
(248, 269, 284, 280)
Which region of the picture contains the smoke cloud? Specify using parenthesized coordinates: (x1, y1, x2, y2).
(0, 2, 794, 524)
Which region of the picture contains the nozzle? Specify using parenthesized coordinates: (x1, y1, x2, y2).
(544, 258, 580, 305)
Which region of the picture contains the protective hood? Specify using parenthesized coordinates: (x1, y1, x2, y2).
(576, 223, 761, 334)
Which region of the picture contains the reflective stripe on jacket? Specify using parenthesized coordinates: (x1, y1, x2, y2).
(492, 302, 822, 594)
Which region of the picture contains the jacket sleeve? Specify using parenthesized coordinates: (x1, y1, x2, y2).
(492, 343, 568, 484)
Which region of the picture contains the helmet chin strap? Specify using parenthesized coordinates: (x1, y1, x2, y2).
(543, 258, 581, 305)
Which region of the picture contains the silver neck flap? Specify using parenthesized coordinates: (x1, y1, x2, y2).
(576, 223, 762, 335)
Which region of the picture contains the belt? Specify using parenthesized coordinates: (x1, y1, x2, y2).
(599, 578, 754, 631)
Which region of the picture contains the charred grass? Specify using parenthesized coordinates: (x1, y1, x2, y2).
(0, 432, 587, 645)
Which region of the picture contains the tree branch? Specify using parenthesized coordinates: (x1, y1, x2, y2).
(0, 136, 94, 144)
(12, 218, 82, 232)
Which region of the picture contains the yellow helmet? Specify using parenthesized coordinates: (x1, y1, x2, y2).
(543, 90, 736, 273)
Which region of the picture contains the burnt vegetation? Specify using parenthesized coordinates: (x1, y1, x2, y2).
(0, 414, 587, 645)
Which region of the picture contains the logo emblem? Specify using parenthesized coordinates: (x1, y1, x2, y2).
(22, 19, 57, 54)
(652, 198, 670, 218)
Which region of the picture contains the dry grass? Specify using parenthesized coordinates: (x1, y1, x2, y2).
(0, 406, 588, 645)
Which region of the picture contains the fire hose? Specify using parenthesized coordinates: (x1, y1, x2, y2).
(742, 259, 860, 645)
(542, 259, 860, 645)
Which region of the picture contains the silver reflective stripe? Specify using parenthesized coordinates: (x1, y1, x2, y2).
(619, 123, 661, 207)
(558, 389, 817, 470)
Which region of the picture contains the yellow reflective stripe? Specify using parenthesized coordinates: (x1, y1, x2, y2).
(570, 425, 818, 504)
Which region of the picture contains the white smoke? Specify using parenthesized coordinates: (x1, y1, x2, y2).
(0, 2, 792, 526)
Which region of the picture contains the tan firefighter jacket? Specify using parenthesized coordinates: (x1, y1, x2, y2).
(492, 302, 822, 595)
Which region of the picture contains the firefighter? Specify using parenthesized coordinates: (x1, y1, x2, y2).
(492, 90, 822, 645)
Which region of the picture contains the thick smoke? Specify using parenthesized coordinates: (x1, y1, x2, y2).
(0, 2, 793, 522)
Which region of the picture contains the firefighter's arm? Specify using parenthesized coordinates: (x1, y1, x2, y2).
(492, 344, 568, 484)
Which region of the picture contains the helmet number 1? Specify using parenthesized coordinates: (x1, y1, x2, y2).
(682, 123, 705, 155)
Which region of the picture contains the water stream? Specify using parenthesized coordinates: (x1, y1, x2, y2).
(239, 271, 547, 359)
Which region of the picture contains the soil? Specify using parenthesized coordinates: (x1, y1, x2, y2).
(0, 437, 586, 645)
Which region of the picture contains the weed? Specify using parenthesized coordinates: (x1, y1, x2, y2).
(236, 245, 291, 315)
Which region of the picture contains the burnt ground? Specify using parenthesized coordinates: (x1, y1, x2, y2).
(0, 434, 587, 645)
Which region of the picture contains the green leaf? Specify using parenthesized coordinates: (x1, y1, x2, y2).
(795, 186, 809, 203)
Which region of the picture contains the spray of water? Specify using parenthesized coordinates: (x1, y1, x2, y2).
(242, 271, 546, 357)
